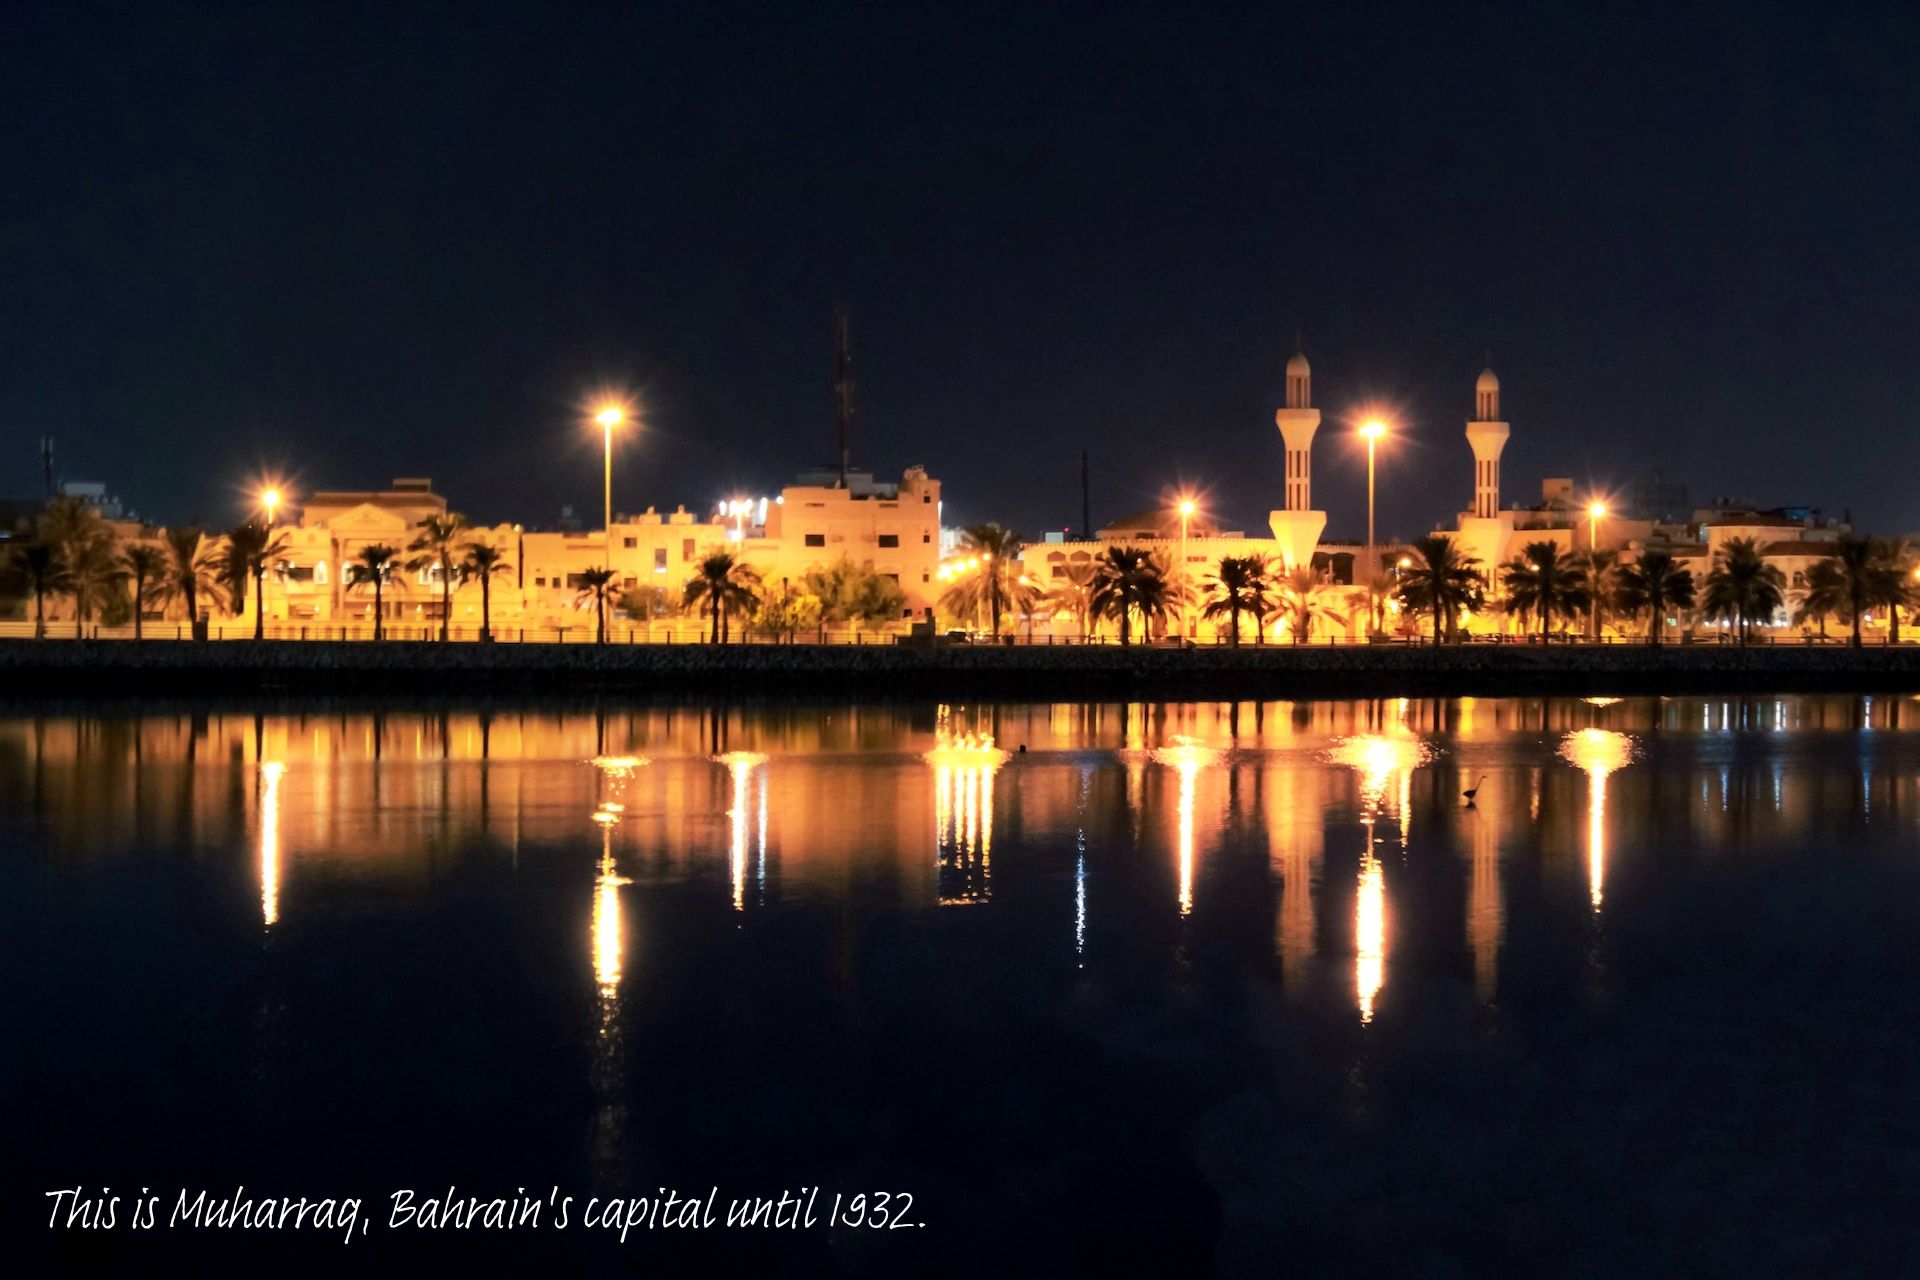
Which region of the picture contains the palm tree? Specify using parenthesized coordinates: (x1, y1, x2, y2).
(5, 543, 68, 638)
(1702, 536, 1785, 645)
(1580, 548, 1622, 639)
(215, 521, 290, 640)
(1274, 563, 1347, 644)
(1824, 536, 1879, 649)
(460, 541, 513, 641)
(161, 524, 215, 639)
(1794, 556, 1847, 639)
(1200, 555, 1267, 646)
(1870, 537, 1915, 644)
(406, 513, 470, 641)
(1398, 535, 1483, 646)
(1501, 541, 1587, 641)
(1044, 561, 1098, 642)
(345, 543, 403, 639)
(574, 567, 619, 644)
(1365, 569, 1398, 639)
(941, 523, 1023, 637)
(1088, 546, 1169, 647)
(119, 544, 167, 640)
(1615, 550, 1697, 645)
(683, 551, 761, 644)
(802, 560, 855, 642)
(43, 495, 121, 637)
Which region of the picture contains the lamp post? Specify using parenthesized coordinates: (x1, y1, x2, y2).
(1361, 422, 1386, 575)
(1587, 503, 1606, 640)
(1178, 498, 1196, 638)
(595, 405, 626, 546)
(260, 488, 281, 633)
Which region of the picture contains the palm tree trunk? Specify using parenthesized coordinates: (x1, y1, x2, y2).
(480, 578, 492, 642)
(133, 575, 144, 640)
(1229, 602, 1240, 647)
(441, 569, 451, 641)
(374, 581, 385, 640)
(254, 567, 266, 640)
(34, 588, 45, 639)
(597, 593, 606, 644)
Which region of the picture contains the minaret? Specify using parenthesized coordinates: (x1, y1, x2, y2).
(1465, 366, 1508, 518)
(1457, 362, 1516, 584)
(1267, 347, 1327, 568)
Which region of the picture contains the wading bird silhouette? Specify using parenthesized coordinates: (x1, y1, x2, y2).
(1462, 774, 1488, 806)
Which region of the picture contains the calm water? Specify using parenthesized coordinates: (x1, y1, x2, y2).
(7, 696, 1920, 1275)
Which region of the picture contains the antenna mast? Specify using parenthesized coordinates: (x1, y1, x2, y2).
(833, 305, 854, 488)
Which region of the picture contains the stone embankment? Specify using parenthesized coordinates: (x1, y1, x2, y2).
(5, 638, 1920, 700)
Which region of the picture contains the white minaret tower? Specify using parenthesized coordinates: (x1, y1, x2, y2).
(1466, 367, 1508, 518)
(1268, 347, 1327, 568)
(1457, 362, 1516, 578)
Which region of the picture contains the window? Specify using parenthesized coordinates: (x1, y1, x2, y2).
(682, 538, 696, 560)
(623, 536, 637, 549)
(805, 533, 826, 548)
(282, 565, 315, 583)
(565, 573, 593, 589)
(922, 572, 930, 583)
(622, 577, 637, 589)
(653, 548, 667, 571)
(534, 576, 547, 588)
(885, 573, 900, 583)
(878, 533, 899, 548)
(922, 494, 931, 503)
(922, 532, 931, 543)
(1052, 566, 1066, 579)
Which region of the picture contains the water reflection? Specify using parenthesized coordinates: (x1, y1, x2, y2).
(927, 724, 1008, 907)
(1328, 727, 1433, 1021)
(1150, 738, 1223, 918)
(259, 760, 284, 928)
(716, 752, 769, 912)
(1559, 729, 1635, 911)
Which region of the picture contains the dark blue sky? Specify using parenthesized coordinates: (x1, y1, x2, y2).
(5, 2, 1917, 539)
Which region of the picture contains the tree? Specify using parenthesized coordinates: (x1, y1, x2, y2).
(1398, 535, 1483, 646)
(1088, 546, 1170, 647)
(683, 551, 761, 644)
(1794, 556, 1847, 639)
(43, 495, 121, 638)
(1500, 541, 1586, 641)
(574, 567, 619, 644)
(1365, 569, 1398, 639)
(460, 540, 513, 641)
(1874, 538, 1917, 643)
(5, 543, 67, 639)
(1200, 556, 1266, 646)
(215, 521, 290, 640)
(940, 523, 1023, 637)
(1043, 561, 1098, 642)
(1275, 562, 1348, 644)
(1580, 548, 1622, 639)
(345, 543, 403, 639)
(119, 544, 167, 640)
(1702, 536, 1784, 644)
(619, 582, 674, 624)
(802, 560, 857, 642)
(1615, 550, 1697, 645)
(1824, 536, 1879, 649)
(407, 513, 470, 641)
(849, 571, 908, 637)
(160, 524, 215, 639)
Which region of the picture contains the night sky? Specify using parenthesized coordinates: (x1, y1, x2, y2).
(6, 2, 1918, 540)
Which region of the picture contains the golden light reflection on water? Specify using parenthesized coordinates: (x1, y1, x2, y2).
(1559, 729, 1635, 910)
(930, 722, 1005, 906)
(716, 752, 769, 912)
(259, 761, 284, 928)
(1151, 738, 1222, 917)
(1356, 848, 1386, 1024)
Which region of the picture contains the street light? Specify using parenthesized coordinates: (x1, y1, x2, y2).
(595, 404, 627, 544)
(1360, 422, 1387, 572)
(1587, 502, 1607, 640)
(1177, 497, 1197, 637)
(262, 488, 282, 525)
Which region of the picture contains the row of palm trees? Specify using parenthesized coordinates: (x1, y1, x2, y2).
(933, 521, 1917, 648)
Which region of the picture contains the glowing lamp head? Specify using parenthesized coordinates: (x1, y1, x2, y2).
(1178, 498, 1197, 518)
(262, 488, 282, 513)
(1588, 502, 1607, 519)
(1361, 421, 1386, 441)
(595, 405, 626, 430)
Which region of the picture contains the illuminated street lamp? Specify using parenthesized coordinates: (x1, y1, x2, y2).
(1360, 421, 1387, 571)
(1588, 502, 1607, 639)
(1177, 497, 1197, 637)
(261, 487, 282, 526)
(595, 404, 627, 544)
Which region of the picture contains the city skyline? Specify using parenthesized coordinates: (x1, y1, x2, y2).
(6, 5, 1917, 538)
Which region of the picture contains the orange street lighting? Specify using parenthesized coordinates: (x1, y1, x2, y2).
(1586, 501, 1607, 639)
(261, 488, 282, 525)
(593, 403, 629, 543)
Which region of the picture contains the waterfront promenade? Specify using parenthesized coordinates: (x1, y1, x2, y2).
(7, 635, 1920, 700)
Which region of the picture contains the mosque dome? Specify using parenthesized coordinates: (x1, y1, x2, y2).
(1475, 367, 1500, 393)
(1286, 351, 1311, 379)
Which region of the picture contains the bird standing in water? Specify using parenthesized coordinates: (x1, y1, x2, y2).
(1462, 774, 1488, 805)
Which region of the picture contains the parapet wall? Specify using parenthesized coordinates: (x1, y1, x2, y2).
(6, 639, 1920, 701)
